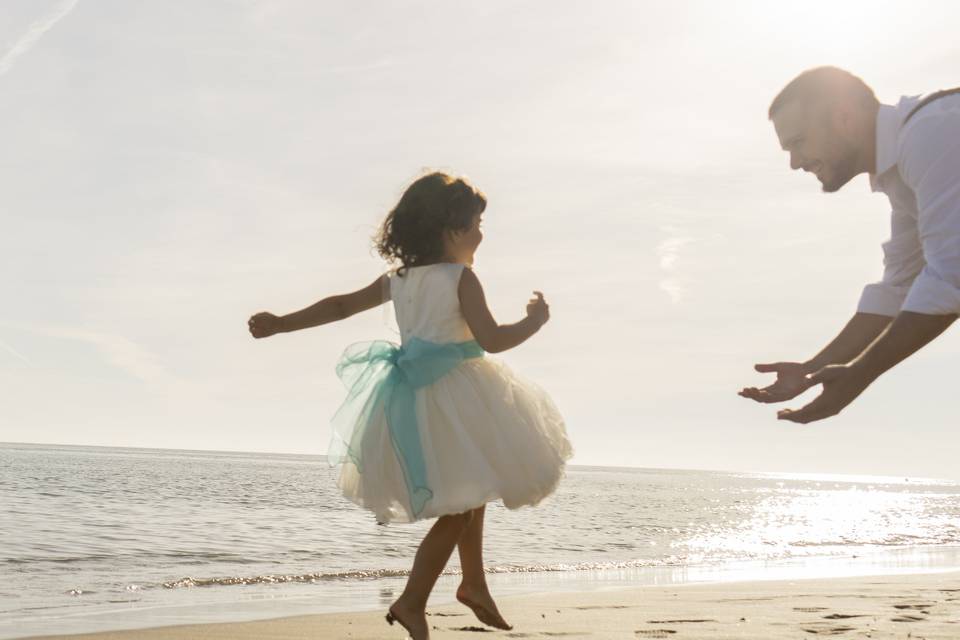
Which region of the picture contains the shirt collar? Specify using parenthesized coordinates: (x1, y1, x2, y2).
(869, 103, 900, 192)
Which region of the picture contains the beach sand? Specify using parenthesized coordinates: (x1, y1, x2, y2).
(20, 570, 960, 639)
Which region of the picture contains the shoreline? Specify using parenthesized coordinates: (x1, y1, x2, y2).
(6, 545, 960, 638)
(14, 568, 960, 640)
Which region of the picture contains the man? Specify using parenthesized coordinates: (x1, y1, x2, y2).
(740, 67, 960, 423)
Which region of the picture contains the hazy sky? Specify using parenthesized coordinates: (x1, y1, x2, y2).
(2, 1, 959, 480)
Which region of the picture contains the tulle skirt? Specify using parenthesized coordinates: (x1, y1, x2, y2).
(336, 357, 573, 523)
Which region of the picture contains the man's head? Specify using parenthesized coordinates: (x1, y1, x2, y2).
(769, 67, 880, 193)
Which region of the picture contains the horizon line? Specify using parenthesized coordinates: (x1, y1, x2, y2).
(2, 440, 954, 485)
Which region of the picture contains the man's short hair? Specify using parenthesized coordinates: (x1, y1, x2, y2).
(768, 66, 878, 120)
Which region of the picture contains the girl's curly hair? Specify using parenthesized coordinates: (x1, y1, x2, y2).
(375, 172, 486, 273)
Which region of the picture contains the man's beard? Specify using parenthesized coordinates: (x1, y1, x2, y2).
(820, 151, 859, 193)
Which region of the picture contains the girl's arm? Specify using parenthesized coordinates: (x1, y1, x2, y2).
(458, 267, 548, 353)
(249, 275, 389, 339)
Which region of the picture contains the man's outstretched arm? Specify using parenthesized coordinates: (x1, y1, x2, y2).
(779, 103, 960, 422)
(777, 311, 956, 423)
(739, 312, 892, 403)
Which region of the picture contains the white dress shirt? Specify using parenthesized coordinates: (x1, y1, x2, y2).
(857, 92, 960, 317)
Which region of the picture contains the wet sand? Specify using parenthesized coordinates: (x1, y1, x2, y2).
(20, 570, 960, 639)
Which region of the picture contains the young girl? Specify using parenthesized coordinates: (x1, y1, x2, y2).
(248, 171, 572, 639)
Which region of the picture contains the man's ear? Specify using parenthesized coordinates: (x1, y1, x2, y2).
(833, 100, 858, 136)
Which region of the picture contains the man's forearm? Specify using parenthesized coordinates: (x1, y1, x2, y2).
(850, 311, 956, 381)
(804, 312, 893, 372)
(775, 310, 956, 424)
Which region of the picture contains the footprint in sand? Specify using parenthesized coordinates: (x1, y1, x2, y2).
(794, 607, 829, 612)
(505, 633, 590, 638)
(635, 631, 677, 637)
(890, 614, 926, 622)
(892, 603, 933, 611)
(800, 626, 856, 635)
(647, 619, 716, 624)
(822, 614, 868, 620)
(718, 596, 778, 603)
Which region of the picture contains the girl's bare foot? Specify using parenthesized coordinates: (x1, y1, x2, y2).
(456, 584, 512, 630)
(386, 598, 430, 640)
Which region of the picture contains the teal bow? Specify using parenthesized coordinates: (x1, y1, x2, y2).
(328, 337, 484, 517)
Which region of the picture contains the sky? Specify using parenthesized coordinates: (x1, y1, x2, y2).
(2, 1, 959, 480)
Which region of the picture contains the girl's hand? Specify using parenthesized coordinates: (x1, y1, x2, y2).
(248, 312, 285, 339)
(526, 291, 550, 327)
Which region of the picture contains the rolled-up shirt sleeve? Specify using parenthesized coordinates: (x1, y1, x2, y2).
(857, 209, 925, 317)
(899, 111, 960, 315)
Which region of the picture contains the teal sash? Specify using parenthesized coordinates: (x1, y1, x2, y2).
(328, 337, 484, 517)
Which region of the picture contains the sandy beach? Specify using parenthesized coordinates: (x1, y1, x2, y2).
(18, 570, 960, 640)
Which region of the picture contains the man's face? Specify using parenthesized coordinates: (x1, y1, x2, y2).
(772, 101, 859, 193)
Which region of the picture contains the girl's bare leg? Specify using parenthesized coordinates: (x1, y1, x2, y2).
(389, 512, 472, 640)
(455, 505, 512, 629)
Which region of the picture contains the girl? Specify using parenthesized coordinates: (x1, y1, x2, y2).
(248, 171, 572, 639)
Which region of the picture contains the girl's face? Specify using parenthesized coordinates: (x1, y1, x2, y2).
(445, 212, 483, 265)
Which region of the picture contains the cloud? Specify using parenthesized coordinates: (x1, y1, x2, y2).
(0, 0, 81, 78)
(657, 277, 685, 304)
(656, 227, 695, 303)
(0, 337, 34, 367)
(320, 57, 400, 75)
(33, 327, 173, 386)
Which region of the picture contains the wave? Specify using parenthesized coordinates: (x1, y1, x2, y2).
(160, 557, 696, 589)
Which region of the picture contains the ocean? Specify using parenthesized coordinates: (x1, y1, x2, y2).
(2, 443, 959, 639)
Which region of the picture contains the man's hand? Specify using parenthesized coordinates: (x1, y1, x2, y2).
(776, 364, 870, 424)
(777, 311, 956, 423)
(739, 362, 812, 403)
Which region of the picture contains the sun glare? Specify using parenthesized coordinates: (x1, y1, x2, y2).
(730, 0, 903, 61)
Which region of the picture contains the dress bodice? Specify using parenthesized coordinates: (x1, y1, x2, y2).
(389, 263, 475, 345)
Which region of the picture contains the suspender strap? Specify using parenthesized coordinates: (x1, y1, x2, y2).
(904, 87, 960, 124)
